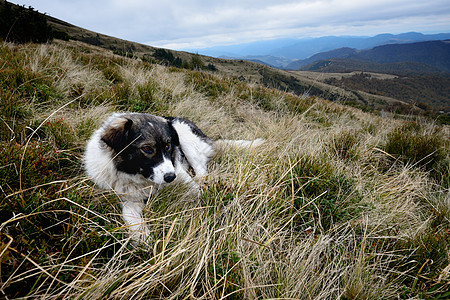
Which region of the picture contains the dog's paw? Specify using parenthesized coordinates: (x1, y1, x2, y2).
(128, 224, 152, 246)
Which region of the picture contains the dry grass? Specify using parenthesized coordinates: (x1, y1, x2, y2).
(1, 41, 449, 299)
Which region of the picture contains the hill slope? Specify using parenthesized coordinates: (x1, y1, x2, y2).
(353, 40, 450, 71)
(43, 10, 394, 111)
(287, 47, 358, 70)
(1, 1, 443, 116)
(1, 38, 449, 300)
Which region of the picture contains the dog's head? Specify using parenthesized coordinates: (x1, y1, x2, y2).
(101, 113, 180, 184)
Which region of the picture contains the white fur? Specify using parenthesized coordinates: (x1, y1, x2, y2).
(215, 138, 265, 149)
(121, 201, 149, 244)
(171, 120, 214, 177)
(84, 115, 157, 245)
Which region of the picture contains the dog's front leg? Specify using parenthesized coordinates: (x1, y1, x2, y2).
(121, 200, 150, 244)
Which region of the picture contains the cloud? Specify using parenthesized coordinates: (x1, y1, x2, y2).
(8, 0, 450, 49)
(133, 0, 450, 47)
(149, 0, 450, 48)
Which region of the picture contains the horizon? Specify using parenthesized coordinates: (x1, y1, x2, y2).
(6, 0, 450, 51)
(181, 31, 450, 51)
(181, 32, 450, 66)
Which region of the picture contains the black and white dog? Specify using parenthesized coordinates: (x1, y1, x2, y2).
(84, 112, 263, 243)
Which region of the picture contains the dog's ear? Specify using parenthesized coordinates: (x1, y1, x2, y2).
(101, 117, 133, 151)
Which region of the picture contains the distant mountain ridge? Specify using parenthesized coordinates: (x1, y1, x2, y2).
(295, 40, 450, 73)
(187, 32, 450, 67)
(271, 32, 450, 60)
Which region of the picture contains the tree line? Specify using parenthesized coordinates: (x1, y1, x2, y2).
(0, 1, 69, 43)
(143, 49, 217, 71)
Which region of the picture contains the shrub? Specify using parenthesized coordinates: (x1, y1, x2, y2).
(152, 48, 184, 68)
(383, 122, 448, 186)
(153, 48, 175, 64)
(329, 129, 360, 160)
(287, 155, 364, 231)
(206, 63, 217, 71)
(190, 54, 204, 70)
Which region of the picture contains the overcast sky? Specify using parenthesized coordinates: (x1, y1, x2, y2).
(8, 0, 450, 50)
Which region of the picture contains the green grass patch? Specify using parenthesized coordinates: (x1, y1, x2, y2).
(0, 140, 73, 192)
(328, 129, 361, 161)
(393, 226, 450, 299)
(286, 155, 364, 231)
(186, 71, 238, 98)
(383, 121, 449, 187)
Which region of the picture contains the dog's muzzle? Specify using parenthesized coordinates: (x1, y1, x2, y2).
(151, 157, 177, 184)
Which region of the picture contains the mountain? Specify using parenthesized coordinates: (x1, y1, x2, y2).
(286, 47, 357, 70)
(270, 32, 450, 60)
(184, 38, 301, 58)
(352, 40, 450, 71)
(187, 32, 450, 67)
(298, 40, 450, 73)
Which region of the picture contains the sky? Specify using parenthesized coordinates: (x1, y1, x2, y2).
(8, 0, 450, 50)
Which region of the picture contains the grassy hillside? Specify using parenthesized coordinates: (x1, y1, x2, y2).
(2, 1, 447, 122)
(43, 8, 415, 115)
(293, 71, 450, 119)
(1, 40, 449, 299)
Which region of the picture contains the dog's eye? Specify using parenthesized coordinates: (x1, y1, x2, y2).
(165, 143, 171, 152)
(141, 146, 154, 155)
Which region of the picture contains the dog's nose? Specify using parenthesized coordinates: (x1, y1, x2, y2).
(164, 172, 176, 183)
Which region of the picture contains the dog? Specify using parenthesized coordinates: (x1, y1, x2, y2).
(84, 112, 263, 243)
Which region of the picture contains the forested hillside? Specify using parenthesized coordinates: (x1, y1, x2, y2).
(296, 40, 450, 73)
(325, 72, 450, 112)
